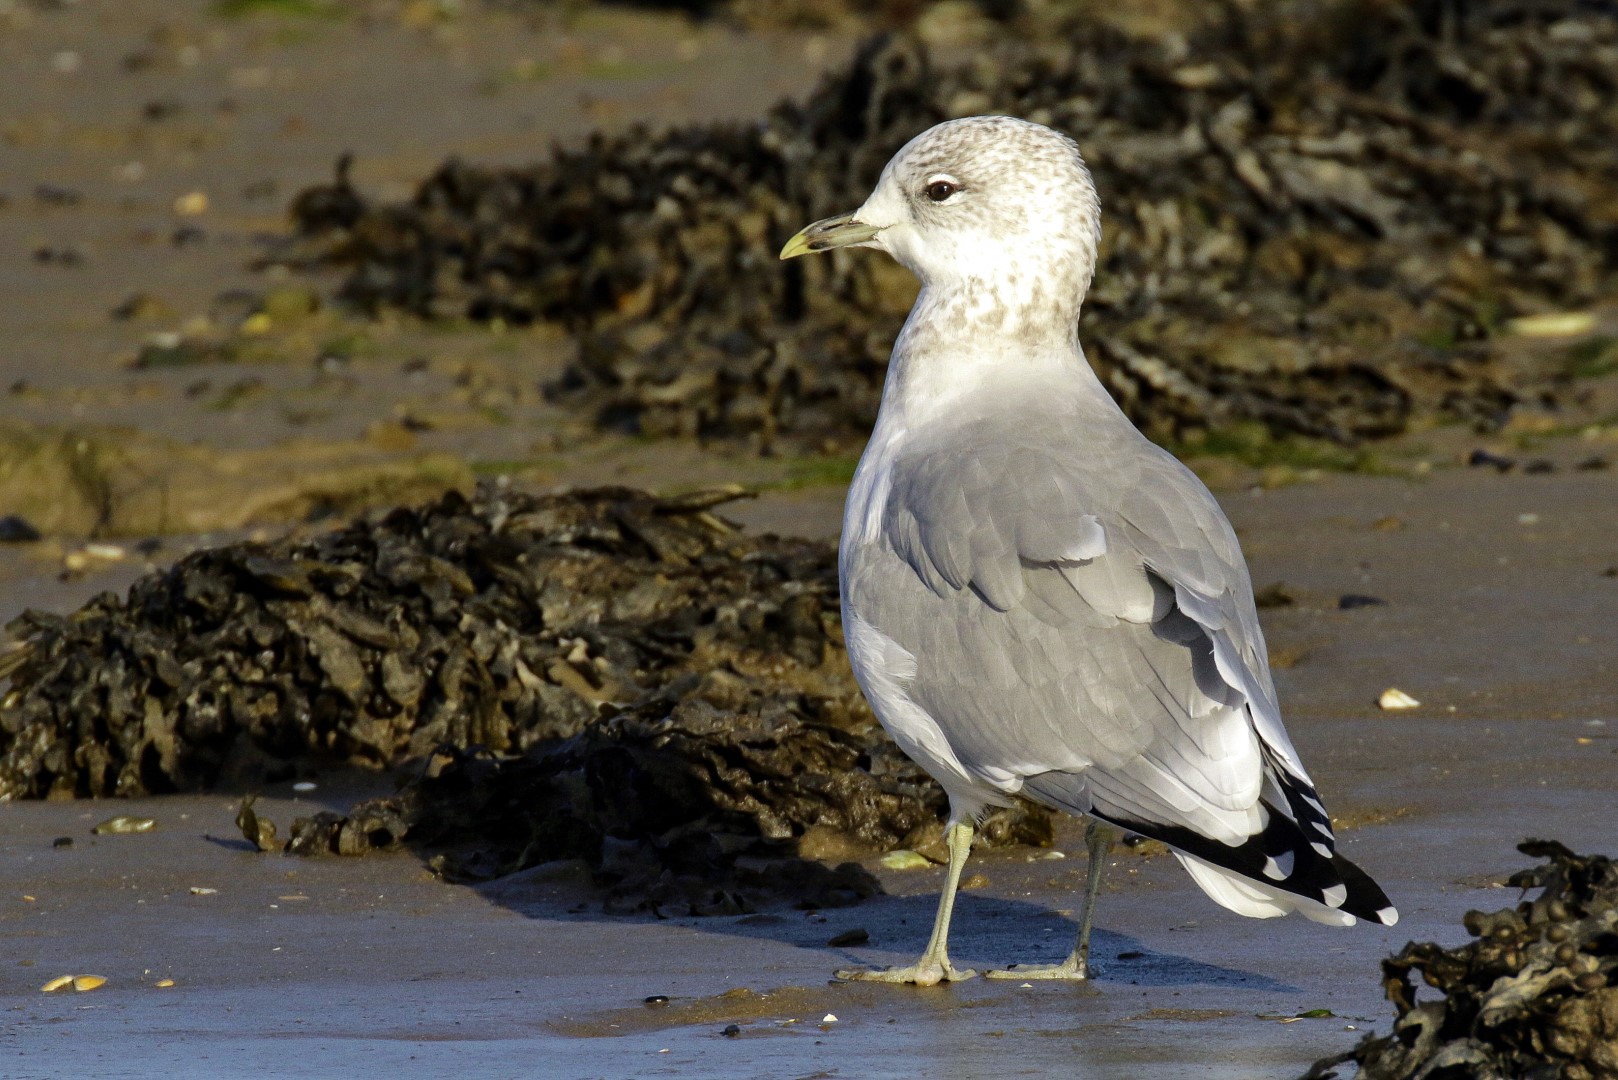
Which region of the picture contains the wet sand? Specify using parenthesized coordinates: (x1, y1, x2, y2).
(5, 463, 1616, 1079)
(3, 3, 1617, 1078)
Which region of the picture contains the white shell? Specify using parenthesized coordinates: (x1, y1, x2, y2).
(1378, 688, 1421, 710)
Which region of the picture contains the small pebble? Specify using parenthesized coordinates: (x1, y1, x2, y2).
(189, 887, 218, 896)
(34, 184, 82, 206)
(826, 929, 869, 948)
(173, 191, 209, 216)
(1467, 449, 1515, 473)
(52, 837, 72, 849)
(72, 975, 106, 992)
(720, 1023, 741, 1038)
(1338, 594, 1387, 610)
(643, 994, 669, 1006)
(0, 514, 41, 543)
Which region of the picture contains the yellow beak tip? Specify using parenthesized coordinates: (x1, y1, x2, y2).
(778, 214, 876, 260)
(779, 234, 813, 261)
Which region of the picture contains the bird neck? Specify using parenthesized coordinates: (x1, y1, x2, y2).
(879, 282, 1104, 423)
(899, 275, 1085, 353)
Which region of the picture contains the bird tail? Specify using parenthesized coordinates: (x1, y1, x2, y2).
(1089, 802, 1399, 927)
(1022, 761, 1398, 927)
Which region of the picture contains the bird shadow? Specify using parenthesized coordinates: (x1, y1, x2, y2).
(210, 772, 1290, 994)
(470, 866, 1295, 993)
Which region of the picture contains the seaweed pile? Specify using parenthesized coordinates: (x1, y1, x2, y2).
(0, 485, 1047, 910)
(1305, 841, 1618, 1080)
(284, 0, 1618, 449)
(494, 0, 1018, 28)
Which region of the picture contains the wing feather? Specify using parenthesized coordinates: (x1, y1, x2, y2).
(846, 387, 1394, 925)
(866, 400, 1327, 849)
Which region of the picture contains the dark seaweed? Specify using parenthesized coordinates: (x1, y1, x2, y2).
(282, 0, 1618, 449)
(1, 484, 1048, 911)
(1304, 840, 1618, 1080)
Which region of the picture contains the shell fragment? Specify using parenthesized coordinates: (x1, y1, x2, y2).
(879, 850, 931, 871)
(92, 816, 156, 835)
(1506, 311, 1596, 338)
(1378, 688, 1421, 710)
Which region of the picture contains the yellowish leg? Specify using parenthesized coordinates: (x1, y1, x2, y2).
(986, 819, 1115, 981)
(836, 821, 978, 985)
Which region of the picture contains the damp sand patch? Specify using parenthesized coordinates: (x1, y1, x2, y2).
(0, 420, 471, 537)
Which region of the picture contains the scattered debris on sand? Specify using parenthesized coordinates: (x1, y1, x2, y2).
(1, 485, 1048, 911)
(1303, 840, 1618, 1080)
(283, 0, 1618, 451)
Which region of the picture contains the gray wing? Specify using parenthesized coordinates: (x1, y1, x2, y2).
(863, 404, 1328, 854)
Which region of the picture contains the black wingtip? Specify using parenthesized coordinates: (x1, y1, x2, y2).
(1332, 851, 1398, 925)
(1087, 801, 1397, 926)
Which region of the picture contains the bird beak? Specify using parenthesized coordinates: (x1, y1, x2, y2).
(779, 213, 883, 260)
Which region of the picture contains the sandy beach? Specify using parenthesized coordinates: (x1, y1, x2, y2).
(3, 3, 1616, 1077)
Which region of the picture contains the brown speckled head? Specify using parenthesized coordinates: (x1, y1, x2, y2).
(850, 116, 1102, 330)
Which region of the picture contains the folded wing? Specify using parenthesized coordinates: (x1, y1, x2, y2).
(875, 408, 1396, 926)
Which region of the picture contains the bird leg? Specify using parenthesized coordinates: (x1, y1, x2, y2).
(986, 818, 1115, 981)
(836, 820, 978, 985)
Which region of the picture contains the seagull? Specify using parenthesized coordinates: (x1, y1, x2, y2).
(780, 115, 1396, 986)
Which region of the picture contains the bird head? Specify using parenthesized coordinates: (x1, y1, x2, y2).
(781, 116, 1103, 318)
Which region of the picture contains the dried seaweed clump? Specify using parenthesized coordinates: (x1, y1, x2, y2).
(284, 0, 1617, 449)
(1305, 840, 1618, 1080)
(0, 485, 1049, 910)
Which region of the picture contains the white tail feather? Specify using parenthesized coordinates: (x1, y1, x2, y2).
(1176, 852, 1358, 927)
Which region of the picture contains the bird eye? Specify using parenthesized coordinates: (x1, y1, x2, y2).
(924, 179, 958, 203)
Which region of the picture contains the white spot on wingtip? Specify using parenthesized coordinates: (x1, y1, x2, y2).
(1377, 906, 1400, 926)
(1322, 884, 1348, 908)
(1311, 842, 1332, 858)
(1261, 850, 1294, 881)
